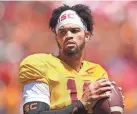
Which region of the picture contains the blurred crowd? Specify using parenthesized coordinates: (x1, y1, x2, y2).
(0, 1, 137, 114)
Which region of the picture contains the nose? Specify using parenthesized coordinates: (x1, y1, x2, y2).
(65, 31, 73, 40)
(66, 31, 73, 38)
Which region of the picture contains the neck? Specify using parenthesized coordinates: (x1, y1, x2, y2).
(58, 51, 84, 72)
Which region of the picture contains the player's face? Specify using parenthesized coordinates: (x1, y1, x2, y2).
(56, 24, 90, 56)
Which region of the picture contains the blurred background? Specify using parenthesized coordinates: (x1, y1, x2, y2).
(0, 1, 137, 114)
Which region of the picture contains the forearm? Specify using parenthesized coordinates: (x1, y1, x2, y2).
(23, 101, 87, 114)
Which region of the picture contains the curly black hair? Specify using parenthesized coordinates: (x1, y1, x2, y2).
(49, 4, 94, 34)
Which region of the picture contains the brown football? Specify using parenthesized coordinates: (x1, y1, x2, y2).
(93, 83, 124, 114)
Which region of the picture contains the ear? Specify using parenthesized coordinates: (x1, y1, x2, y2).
(85, 31, 91, 43)
(55, 36, 62, 49)
(55, 33, 59, 42)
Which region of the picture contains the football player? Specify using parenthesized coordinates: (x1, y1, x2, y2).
(19, 4, 122, 114)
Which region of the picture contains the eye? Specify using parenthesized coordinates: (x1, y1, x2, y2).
(57, 29, 67, 38)
(59, 30, 66, 35)
(71, 29, 80, 33)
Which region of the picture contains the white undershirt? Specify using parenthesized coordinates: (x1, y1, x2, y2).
(22, 82, 50, 106)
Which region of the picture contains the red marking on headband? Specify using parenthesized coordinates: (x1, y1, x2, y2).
(58, 13, 74, 22)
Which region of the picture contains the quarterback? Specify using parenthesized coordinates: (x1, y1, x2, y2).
(19, 4, 121, 114)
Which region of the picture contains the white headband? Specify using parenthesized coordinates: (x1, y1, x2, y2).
(55, 10, 87, 32)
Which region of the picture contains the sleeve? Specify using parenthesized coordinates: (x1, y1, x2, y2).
(22, 76, 87, 114)
(19, 54, 49, 87)
(23, 100, 87, 114)
(23, 82, 50, 106)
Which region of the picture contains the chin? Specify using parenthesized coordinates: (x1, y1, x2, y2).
(64, 48, 78, 56)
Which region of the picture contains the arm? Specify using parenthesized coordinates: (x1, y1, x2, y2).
(20, 55, 87, 114)
(23, 101, 86, 114)
(23, 82, 87, 114)
(23, 79, 112, 114)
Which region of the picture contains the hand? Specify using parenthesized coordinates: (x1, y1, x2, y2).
(80, 78, 112, 113)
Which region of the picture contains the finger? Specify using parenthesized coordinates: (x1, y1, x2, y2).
(97, 78, 108, 83)
(98, 93, 110, 100)
(89, 92, 110, 100)
(88, 93, 110, 103)
(99, 81, 111, 87)
(111, 81, 116, 85)
(96, 87, 112, 95)
(93, 80, 111, 89)
(118, 87, 122, 91)
(122, 95, 125, 99)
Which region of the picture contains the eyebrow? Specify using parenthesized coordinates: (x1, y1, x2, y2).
(58, 27, 81, 31)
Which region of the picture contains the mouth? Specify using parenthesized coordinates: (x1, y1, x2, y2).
(64, 40, 75, 46)
(64, 41, 76, 48)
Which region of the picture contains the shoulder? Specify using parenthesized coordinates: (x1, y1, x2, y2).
(83, 60, 108, 79)
(19, 53, 53, 85)
(20, 53, 51, 66)
(83, 60, 97, 67)
(83, 60, 105, 69)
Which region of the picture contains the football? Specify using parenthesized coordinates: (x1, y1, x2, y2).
(93, 83, 124, 114)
